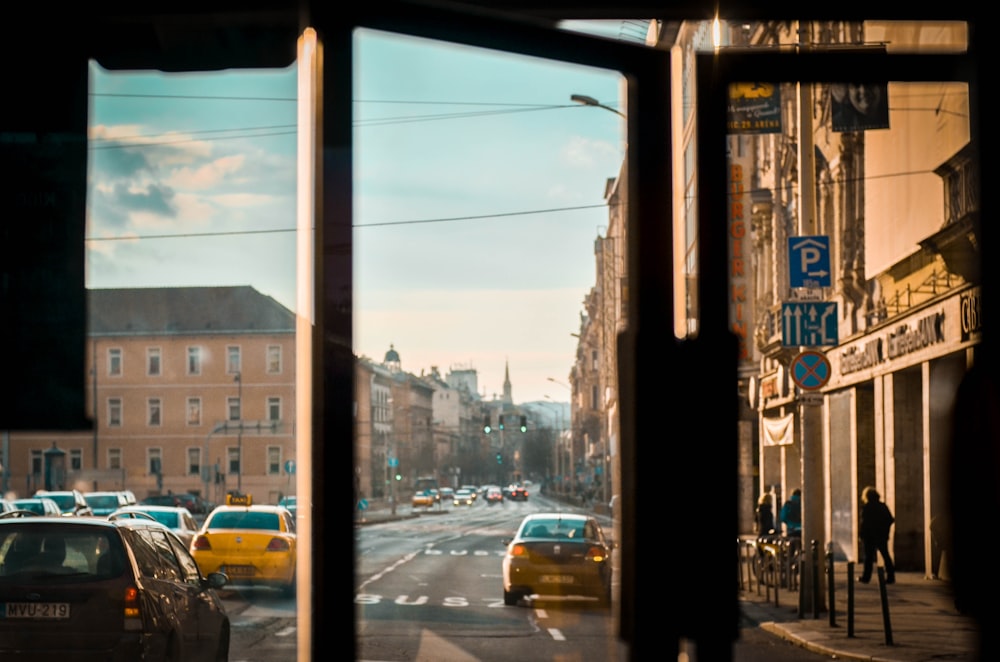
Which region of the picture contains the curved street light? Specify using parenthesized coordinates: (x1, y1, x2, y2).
(570, 93, 626, 119)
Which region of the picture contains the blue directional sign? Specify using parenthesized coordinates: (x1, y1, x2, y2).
(782, 302, 839, 347)
(788, 236, 831, 288)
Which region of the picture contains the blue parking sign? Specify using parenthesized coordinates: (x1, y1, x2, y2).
(788, 236, 831, 288)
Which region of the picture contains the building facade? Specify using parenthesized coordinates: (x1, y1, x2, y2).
(1, 286, 297, 506)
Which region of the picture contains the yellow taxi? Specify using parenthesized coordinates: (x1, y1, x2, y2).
(190, 493, 297, 596)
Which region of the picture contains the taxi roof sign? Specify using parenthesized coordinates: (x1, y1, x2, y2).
(226, 493, 252, 506)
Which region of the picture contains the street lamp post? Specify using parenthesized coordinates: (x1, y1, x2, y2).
(203, 421, 228, 503)
(234, 371, 242, 493)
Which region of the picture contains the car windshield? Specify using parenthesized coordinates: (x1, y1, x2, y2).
(0, 527, 125, 581)
(86, 495, 121, 509)
(144, 511, 179, 528)
(208, 510, 281, 530)
(14, 501, 46, 514)
(521, 519, 586, 539)
(44, 495, 75, 510)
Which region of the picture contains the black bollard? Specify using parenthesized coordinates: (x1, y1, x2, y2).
(827, 542, 836, 626)
(812, 539, 820, 619)
(877, 566, 894, 645)
(847, 561, 855, 638)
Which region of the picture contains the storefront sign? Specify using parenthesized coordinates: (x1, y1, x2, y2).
(840, 310, 946, 376)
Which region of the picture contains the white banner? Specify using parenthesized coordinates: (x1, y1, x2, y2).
(762, 413, 794, 446)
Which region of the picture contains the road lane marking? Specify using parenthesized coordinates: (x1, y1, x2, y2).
(548, 628, 566, 641)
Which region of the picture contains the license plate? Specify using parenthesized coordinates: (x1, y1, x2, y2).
(2, 602, 71, 619)
(539, 575, 575, 584)
(222, 565, 255, 577)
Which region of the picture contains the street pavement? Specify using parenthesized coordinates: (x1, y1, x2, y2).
(356, 498, 981, 661)
(737, 540, 978, 661)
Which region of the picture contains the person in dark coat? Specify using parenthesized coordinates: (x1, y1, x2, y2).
(859, 486, 896, 584)
(780, 488, 802, 536)
(755, 493, 775, 536)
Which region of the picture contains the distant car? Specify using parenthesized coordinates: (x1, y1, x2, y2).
(139, 493, 211, 515)
(412, 489, 437, 508)
(502, 513, 614, 607)
(460, 485, 479, 501)
(83, 491, 131, 517)
(191, 495, 297, 596)
(278, 495, 297, 516)
(505, 484, 529, 501)
(10, 497, 62, 517)
(485, 487, 504, 505)
(453, 488, 475, 506)
(0, 513, 230, 660)
(109, 505, 201, 547)
(439, 487, 455, 502)
(33, 489, 93, 517)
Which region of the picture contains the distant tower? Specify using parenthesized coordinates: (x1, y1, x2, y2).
(383, 344, 401, 373)
(502, 359, 513, 404)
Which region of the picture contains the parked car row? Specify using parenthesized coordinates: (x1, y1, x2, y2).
(0, 491, 299, 659)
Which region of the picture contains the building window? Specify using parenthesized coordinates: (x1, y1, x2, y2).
(148, 448, 162, 476)
(227, 346, 241, 375)
(267, 345, 282, 374)
(108, 348, 122, 376)
(227, 447, 240, 476)
(187, 346, 201, 375)
(187, 397, 202, 426)
(591, 349, 598, 370)
(267, 446, 281, 475)
(148, 398, 161, 426)
(70, 449, 82, 471)
(147, 347, 161, 376)
(268, 396, 281, 422)
(228, 397, 241, 422)
(108, 398, 122, 427)
(591, 385, 599, 410)
(30, 450, 42, 476)
(108, 448, 122, 471)
(188, 447, 201, 477)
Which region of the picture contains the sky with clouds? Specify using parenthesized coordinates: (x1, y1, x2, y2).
(86, 23, 627, 404)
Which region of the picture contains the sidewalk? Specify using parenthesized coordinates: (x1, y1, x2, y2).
(738, 557, 979, 661)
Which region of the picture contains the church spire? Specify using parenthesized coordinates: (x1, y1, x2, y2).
(503, 359, 512, 404)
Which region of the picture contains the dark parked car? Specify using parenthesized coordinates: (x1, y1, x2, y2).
(503, 484, 529, 501)
(141, 493, 212, 515)
(501, 513, 614, 607)
(0, 514, 230, 661)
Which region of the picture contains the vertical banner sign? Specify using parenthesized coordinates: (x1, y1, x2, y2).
(727, 82, 782, 134)
(830, 83, 890, 132)
(729, 150, 754, 361)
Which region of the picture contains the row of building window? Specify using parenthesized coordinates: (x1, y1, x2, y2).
(105, 345, 283, 377)
(104, 396, 283, 427)
(3, 446, 287, 477)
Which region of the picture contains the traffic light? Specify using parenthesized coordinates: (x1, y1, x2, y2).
(394, 473, 402, 481)
(496, 452, 502, 464)
(483, 414, 492, 434)
(498, 415, 505, 430)
(519, 415, 527, 433)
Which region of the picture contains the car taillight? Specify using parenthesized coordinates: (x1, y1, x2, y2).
(192, 535, 211, 550)
(266, 537, 290, 552)
(509, 544, 529, 557)
(585, 546, 606, 563)
(124, 586, 142, 631)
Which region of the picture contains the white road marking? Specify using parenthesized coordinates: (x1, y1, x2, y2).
(548, 628, 566, 641)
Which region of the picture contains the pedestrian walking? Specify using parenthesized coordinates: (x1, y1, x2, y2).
(859, 486, 896, 584)
(755, 493, 775, 536)
(780, 488, 802, 536)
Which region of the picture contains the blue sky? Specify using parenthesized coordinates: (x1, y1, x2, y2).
(86, 24, 627, 404)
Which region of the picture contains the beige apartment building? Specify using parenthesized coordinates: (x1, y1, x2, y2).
(1, 286, 297, 506)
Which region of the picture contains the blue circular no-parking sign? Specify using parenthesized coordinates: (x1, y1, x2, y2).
(790, 350, 831, 391)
